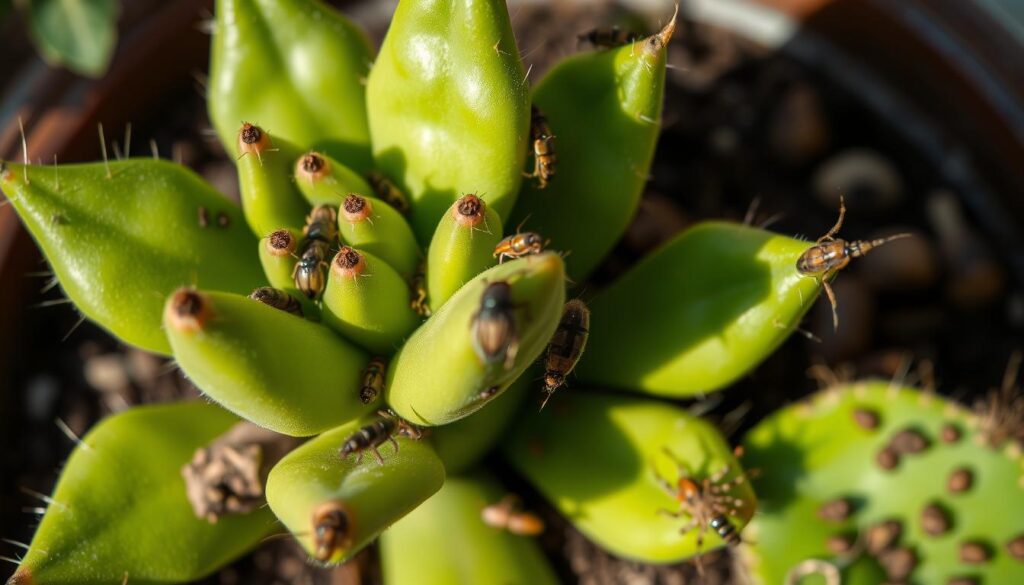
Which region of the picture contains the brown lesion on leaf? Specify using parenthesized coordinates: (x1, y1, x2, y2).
(181, 421, 300, 524)
(332, 246, 366, 278)
(341, 194, 372, 224)
(166, 288, 213, 333)
(7, 568, 32, 585)
(266, 229, 297, 257)
(296, 151, 329, 184)
(236, 122, 273, 162)
(453, 194, 486, 228)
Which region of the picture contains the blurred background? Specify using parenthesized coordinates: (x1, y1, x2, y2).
(1, 0, 1022, 583)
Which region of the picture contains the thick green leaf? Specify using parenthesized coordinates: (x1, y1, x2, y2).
(426, 195, 502, 310)
(742, 382, 1024, 585)
(266, 416, 445, 565)
(8, 403, 273, 585)
(366, 0, 531, 241)
(209, 0, 373, 171)
(164, 289, 372, 436)
(503, 392, 756, 563)
(386, 253, 565, 426)
(577, 222, 819, 396)
(24, 0, 117, 77)
(381, 471, 558, 585)
(509, 17, 673, 281)
(0, 160, 265, 355)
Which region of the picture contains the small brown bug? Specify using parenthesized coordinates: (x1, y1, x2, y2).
(340, 411, 421, 465)
(493, 231, 545, 264)
(293, 205, 339, 299)
(797, 196, 910, 330)
(655, 448, 750, 574)
(524, 106, 556, 189)
(481, 495, 545, 536)
(311, 501, 352, 562)
(410, 261, 431, 317)
(367, 171, 411, 215)
(471, 281, 519, 370)
(248, 286, 303, 317)
(577, 27, 642, 49)
(540, 299, 590, 410)
(359, 357, 386, 404)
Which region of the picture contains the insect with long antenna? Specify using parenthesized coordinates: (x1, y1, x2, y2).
(796, 196, 911, 330)
(339, 410, 421, 465)
(655, 448, 750, 574)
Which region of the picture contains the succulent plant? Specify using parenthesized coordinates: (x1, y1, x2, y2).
(0, 0, 879, 583)
(742, 380, 1024, 585)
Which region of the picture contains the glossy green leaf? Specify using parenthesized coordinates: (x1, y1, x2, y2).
(321, 247, 420, 354)
(503, 392, 756, 563)
(7, 403, 273, 585)
(427, 195, 502, 310)
(235, 128, 310, 236)
(366, 0, 531, 240)
(742, 382, 1024, 585)
(381, 470, 558, 585)
(24, 0, 117, 77)
(0, 160, 264, 355)
(387, 253, 565, 426)
(577, 222, 819, 396)
(428, 373, 530, 474)
(266, 415, 445, 565)
(336, 193, 420, 279)
(209, 0, 373, 171)
(509, 17, 673, 281)
(164, 289, 372, 436)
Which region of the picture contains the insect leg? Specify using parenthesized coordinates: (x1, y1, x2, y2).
(821, 274, 840, 331)
(373, 447, 385, 465)
(818, 195, 845, 243)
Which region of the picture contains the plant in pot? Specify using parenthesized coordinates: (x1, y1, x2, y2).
(3, 1, 1023, 584)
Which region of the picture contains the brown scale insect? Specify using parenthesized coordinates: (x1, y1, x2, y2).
(359, 357, 386, 404)
(340, 410, 421, 465)
(796, 196, 911, 330)
(293, 205, 338, 299)
(249, 286, 303, 317)
(494, 231, 545, 264)
(481, 494, 545, 536)
(655, 448, 749, 575)
(367, 171, 410, 215)
(577, 26, 642, 49)
(524, 106, 556, 189)
(409, 260, 431, 317)
(471, 281, 519, 370)
(311, 501, 351, 562)
(540, 299, 590, 410)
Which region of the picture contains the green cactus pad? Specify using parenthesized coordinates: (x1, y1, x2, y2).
(386, 253, 565, 426)
(209, 0, 373, 172)
(503, 392, 757, 563)
(266, 415, 445, 565)
(366, 0, 530, 240)
(741, 381, 1024, 585)
(0, 159, 264, 355)
(380, 470, 558, 585)
(164, 289, 372, 436)
(426, 196, 503, 310)
(576, 222, 819, 397)
(7, 403, 272, 585)
(321, 247, 420, 354)
(508, 15, 673, 281)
